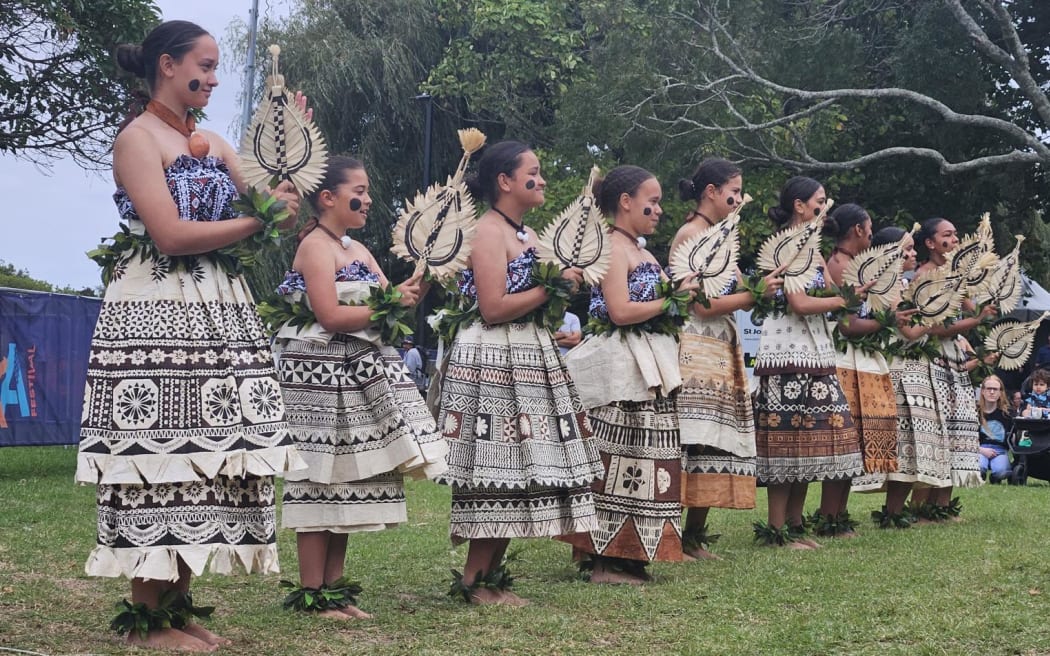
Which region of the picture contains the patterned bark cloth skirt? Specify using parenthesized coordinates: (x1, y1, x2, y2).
(932, 340, 982, 488)
(277, 335, 448, 533)
(438, 321, 602, 543)
(77, 259, 303, 580)
(836, 345, 898, 475)
(677, 320, 756, 509)
(754, 372, 864, 484)
(854, 355, 952, 491)
(559, 396, 684, 563)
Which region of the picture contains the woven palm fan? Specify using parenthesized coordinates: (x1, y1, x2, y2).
(943, 213, 997, 297)
(841, 242, 902, 312)
(239, 45, 328, 195)
(975, 234, 1025, 313)
(903, 261, 966, 326)
(536, 166, 611, 287)
(669, 193, 753, 298)
(756, 198, 835, 294)
(984, 312, 1050, 371)
(391, 128, 486, 281)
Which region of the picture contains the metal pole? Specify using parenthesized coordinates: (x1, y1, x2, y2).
(414, 93, 434, 350)
(240, 0, 261, 139)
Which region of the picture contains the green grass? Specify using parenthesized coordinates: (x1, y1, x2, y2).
(2, 446, 1049, 655)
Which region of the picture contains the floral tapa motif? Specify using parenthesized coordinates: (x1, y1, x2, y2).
(112, 379, 159, 430)
(811, 381, 830, 400)
(241, 377, 283, 423)
(151, 483, 177, 506)
(443, 413, 460, 436)
(201, 379, 240, 427)
(622, 465, 644, 492)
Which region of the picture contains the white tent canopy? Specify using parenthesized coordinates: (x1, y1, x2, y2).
(1010, 273, 1050, 320)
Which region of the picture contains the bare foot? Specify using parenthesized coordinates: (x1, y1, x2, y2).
(683, 546, 722, 560)
(180, 623, 232, 646)
(786, 541, 812, 550)
(589, 568, 648, 585)
(317, 609, 355, 620)
(467, 587, 503, 605)
(497, 590, 530, 607)
(681, 551, 698, 562)
(838, 530, 859, 539)
(338, 605, 373, 619)
(797, 537, 823, 549)
(126, 628, 216, 652)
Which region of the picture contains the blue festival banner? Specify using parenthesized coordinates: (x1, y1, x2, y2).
(0, 289, 101, 446)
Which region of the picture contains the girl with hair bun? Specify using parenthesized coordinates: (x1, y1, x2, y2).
(908, 218, 998, 520)
(752, 177, 863, 549)
(560, 165, 700, 584)
(77, 20, 306, 651)
(670, 158, 784, 559)
(272, 156, 447, 619)
(436, 141, 603, 605)
(855, 226, 944, 525)
(822, 204, 904, 533)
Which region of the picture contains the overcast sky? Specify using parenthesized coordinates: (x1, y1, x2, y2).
(0, 0, 291, 290)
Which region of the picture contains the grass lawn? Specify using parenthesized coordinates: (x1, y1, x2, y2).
(2, 445, 1049, 655)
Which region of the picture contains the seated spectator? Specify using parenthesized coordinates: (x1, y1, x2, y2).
(1010, 390, 1024, 417)
(978, 375, 1012, 483)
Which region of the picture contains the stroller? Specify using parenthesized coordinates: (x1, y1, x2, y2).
(1007, 415, 1050, 485)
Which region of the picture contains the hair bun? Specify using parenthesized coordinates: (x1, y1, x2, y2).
(767, 205, 791, 226)
(821, 215, 840, 238)
(677, 178, 695, 202)
(115, 43, 146, 77)
(463, 171, 483, 201)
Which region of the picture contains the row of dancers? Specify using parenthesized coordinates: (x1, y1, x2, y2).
(76, 20, 1003, 651)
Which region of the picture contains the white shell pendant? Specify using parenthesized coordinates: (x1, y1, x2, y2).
(637, 236, 646, 249)
(517, 230, 529, 243)
(340, 235, 353, 249)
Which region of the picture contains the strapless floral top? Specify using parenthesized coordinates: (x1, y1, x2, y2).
(275, 261, 380, 295)
(114, 155, 238, 223)
(458, 248, 538, 299)
(589, 261, 662, 321)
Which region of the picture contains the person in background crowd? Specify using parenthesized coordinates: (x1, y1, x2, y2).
(401, 336, 427, 393)
(554, 310, 582, 356)
(977, 374, 1012, 483)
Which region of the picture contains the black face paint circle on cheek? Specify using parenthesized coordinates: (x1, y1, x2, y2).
(726, 196, 735, 206)
(349, 198, 362, 212)
(188, 79, 201, 92)
(525, 179, 536, 190)
(941, 240, 950, 249)
(643, 207, 652, 216)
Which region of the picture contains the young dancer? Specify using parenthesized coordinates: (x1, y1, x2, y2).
(76, 21, 305, 651)
(561, 165, 699, 582)
(752, 177, 863, 548)
(822, 204, 900, 535)
(908, 218, 996, 519)
(274, 156, 448, 619)
(671, 158, 783, 558)
(437, 141, 603, 605)
(859, 227, 942, 526)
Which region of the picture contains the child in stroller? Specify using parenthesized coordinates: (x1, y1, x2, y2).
(1007, 369, 1050, 484)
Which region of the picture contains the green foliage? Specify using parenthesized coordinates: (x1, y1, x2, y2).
(0, 0, 160, 167)
(423, 0, 591, 142)
(0, 259, 99, 296)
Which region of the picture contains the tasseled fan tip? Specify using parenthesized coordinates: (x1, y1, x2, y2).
(458, 128, 486, 154)
(269, 44, 281, 57)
